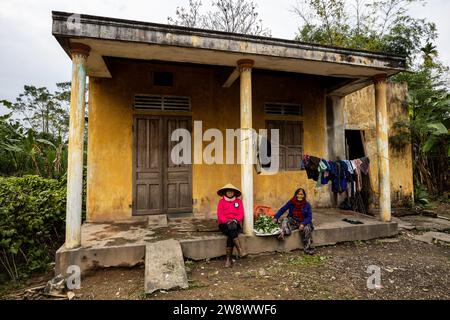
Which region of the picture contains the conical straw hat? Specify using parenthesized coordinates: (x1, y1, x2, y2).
(217, 183, 241, 197)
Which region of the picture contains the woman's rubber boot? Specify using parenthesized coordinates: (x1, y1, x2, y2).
(225, 247, 233, 268)
(233, 238, 247, 258)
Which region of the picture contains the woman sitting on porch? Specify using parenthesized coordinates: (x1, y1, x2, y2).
(273, 188, 315, 255)
(216, 183, 247, 267)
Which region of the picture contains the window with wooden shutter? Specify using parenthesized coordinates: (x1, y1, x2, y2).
(266, 120, 303, 171)
(133, 95, 191, 112)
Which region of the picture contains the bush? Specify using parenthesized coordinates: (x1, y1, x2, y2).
(0, 175, 66, 282)
(414, 183, 431, 206)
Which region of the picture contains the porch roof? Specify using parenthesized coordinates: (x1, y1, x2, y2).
(52, 11, 407, 96)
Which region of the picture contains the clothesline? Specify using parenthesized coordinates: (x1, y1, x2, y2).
(301, 154, 371, 194)
(266, 141, 390, 161)
(252, 135, 392, 161)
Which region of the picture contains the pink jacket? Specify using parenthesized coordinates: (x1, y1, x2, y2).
(216, 197, 244, 225)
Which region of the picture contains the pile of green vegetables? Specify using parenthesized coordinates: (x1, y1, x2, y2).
(254, 215, 280, 234)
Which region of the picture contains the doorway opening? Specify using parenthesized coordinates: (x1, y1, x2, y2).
(345, 130, 372, 215)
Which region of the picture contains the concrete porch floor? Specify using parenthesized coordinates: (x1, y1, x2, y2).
(55, 208, 398, 275)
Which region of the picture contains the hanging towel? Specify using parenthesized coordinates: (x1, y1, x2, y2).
(343, 160, 354, 174)
(352, 159, 363, 192)
(360, 157, 370, 175)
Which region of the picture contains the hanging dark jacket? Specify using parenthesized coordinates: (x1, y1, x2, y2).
(330, 161, 347, 193)
(305, 156, 321, 181)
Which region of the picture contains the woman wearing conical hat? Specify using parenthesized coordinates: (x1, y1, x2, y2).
(216, 183, 247, 267)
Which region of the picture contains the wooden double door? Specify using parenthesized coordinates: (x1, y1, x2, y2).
(133, 115, 192, 215)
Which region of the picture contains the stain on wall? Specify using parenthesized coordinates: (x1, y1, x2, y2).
(343, 82, 413, 207)
(87, 60, 330, 222)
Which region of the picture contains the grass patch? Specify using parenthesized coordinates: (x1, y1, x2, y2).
(288, 255, 328, 266)
(185, 279, 205, 290)
(353, 240, 367, 246)
(184, 259, 196, 267)
(184, 259, 197, 273)
(0, 282, 21, 299)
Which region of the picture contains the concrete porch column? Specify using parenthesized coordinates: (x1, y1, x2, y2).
(238, 59, 254, 235)
(65, 43, 90, 249)
(328, 96, 346, 160)
(326, 95, 346, 208)
(373, 74, 391, 222)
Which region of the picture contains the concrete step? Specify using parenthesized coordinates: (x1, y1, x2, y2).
(144, 239, 188, 294)
(413, 231, 450, 244)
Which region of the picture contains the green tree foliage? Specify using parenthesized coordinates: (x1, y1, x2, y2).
(0, 176, 66, 282)
(294, 0, 449, 195)
(0, 82, 88, 284)
(293, 0, 437, 64)
(393, 54, 449, 194)
(167, 0, 271, 36)
(0, 83, 71, 178)
(0, 113, 68, 178)
(1, 83, 70, 138)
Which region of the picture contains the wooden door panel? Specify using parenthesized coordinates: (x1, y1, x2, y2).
(165, 117, 192, 214)
(136, 184, 148, 210)
(179, 182, 191, 208)
(133, 115, 192, 216)
(134, 117, 163, 215)
(167, 118, 191, 168)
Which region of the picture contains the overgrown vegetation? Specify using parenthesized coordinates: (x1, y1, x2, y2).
(293, 0, 450, 198)
(393, 56, 449, 197)
(0, 176, 66, 283)
(0, 83, 85, 283)
(0, 83, 71, 178)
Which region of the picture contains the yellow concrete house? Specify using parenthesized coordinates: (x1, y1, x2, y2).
(52, 11, 413, 273)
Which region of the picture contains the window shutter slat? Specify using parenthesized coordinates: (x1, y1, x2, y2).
(264, 103, 302, 116)
(134, 95, 191, 111)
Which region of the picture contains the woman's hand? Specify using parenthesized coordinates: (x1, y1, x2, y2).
(299, 224, 305, 231)
(272, 217, 278, 224)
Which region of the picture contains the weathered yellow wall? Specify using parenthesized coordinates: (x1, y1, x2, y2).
(252, 72, 330, 211)
(343, 82, 414, 207)
(87, 60, 329, 222)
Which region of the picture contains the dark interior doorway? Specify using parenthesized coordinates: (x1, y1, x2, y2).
(345, 130, 372, 215)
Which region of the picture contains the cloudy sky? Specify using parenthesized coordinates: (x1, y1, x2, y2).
(0, 0, 449, 107)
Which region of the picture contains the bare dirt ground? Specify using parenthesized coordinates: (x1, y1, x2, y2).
(2, 207, 449, 301)
(60, 230, 450, 300)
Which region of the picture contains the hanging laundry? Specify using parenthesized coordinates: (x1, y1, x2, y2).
(351, 158, 363, 192)
(360, 157, 370, 175)
(343, 160, 354, 174)
(254, 135, 272, 174)
(327, 161, 346, 193)
(300, 154, 370, 195)
(303, 155, 321, 181)
(338, 160, 352, 181)
(317, 159, 331, 187)
(337, 160, 351, 193)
